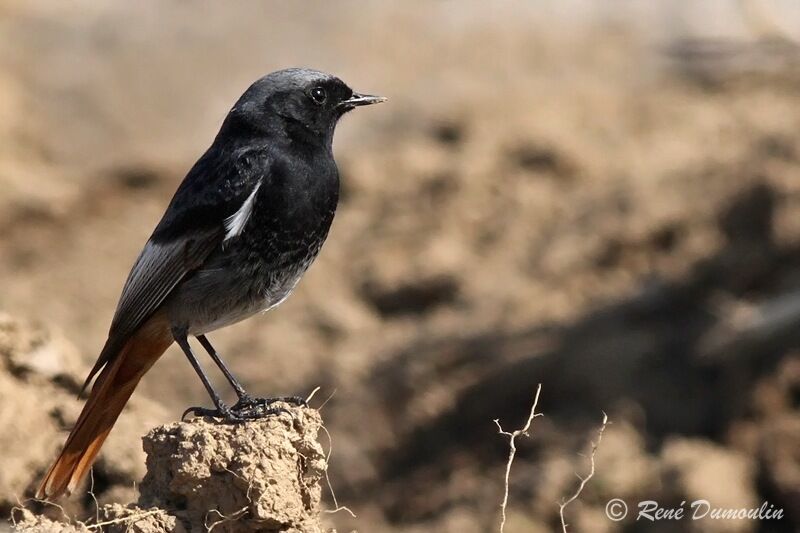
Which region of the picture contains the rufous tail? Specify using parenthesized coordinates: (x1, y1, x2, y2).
(36, 327, 171, 499)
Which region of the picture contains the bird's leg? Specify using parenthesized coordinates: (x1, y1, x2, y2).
(173, 328, 238, 421)
(196, 334, 248, 398)
(195, 334, 305, 419)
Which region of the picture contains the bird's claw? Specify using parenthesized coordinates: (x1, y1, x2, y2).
(233, 394, 307, 412)
(181, 395, 303, 422)
(231, 403, 291, 420)
(227, 395, 305, 418)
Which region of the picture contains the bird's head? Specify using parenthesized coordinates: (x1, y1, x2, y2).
(222, 68, 386, 146)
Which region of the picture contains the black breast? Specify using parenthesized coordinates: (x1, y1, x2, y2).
(241, 150, 340, 270)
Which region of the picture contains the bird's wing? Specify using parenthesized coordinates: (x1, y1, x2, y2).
(109, 231, 221, 341)
(81, 148, 268, 391)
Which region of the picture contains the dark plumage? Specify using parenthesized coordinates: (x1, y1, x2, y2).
(39, 68, 385, 498)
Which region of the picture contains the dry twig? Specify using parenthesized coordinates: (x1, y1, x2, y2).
(317, 388, 337, 411)
(204, 466, 256, 531)
(558, 412, 610, 532)
(88, 468, 100, 525)
(86, 509, 163, 530)
(305, 386, 321, 404)
(494, 383, 543, 533)
(13, 496, 74, 527)
(320, 423, 357, 518)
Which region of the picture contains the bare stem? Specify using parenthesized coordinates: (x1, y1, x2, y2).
(494, 383, 543, 533)
(558, 412, 610, 532)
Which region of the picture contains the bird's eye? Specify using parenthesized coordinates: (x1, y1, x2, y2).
(310, 86, 327, 105)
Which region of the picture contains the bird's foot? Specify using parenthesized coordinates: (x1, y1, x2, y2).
(181, 402, 290, 422)
(181, 395, 305, 422)
(230, 394, 307, 418)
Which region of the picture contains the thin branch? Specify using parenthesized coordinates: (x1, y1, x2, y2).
(88, 468, 100, 525)
(86, 510, 162, 530)
(305, 386, 321, 404)
(205, 466, 254, 531)
(558, 412, 610, 532)
(206, 506, 249, 531)
(494, 384, 543, 533)
(15, 496, 74, 526)
(317, 388, 337, 411)
(320, 423, 357, 518)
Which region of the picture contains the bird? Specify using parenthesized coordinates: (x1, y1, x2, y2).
(36, 68, 386, 499)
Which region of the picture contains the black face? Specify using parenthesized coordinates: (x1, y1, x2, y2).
(222, 68, 384, 145)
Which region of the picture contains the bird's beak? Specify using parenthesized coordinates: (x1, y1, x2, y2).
(340, 92, 388, 108)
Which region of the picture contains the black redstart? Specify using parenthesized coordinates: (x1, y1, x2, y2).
(37, 68, 385, 498)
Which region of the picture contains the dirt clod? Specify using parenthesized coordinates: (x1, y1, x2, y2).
(14, 407, 326, 532)
(134, 407, 326, 532)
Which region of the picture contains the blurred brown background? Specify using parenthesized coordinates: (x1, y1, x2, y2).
(1, 1, 799, 531)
